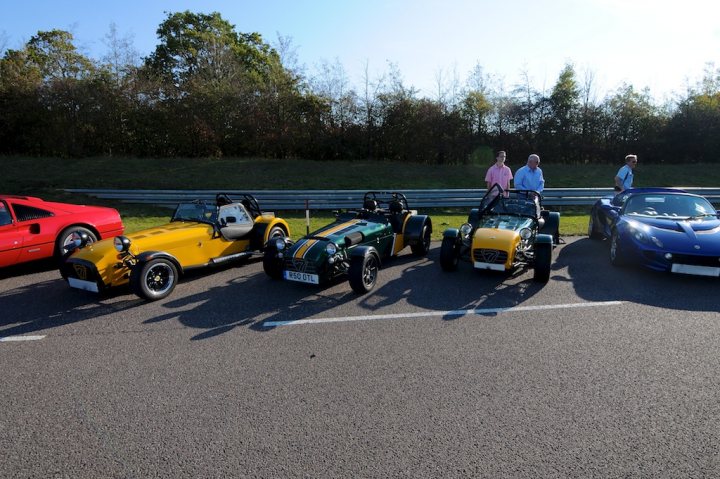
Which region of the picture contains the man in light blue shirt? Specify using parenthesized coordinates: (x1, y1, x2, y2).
(514, 154, 545, 193)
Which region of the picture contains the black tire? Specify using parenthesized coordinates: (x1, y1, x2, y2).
(129, 258, 178, 301)
(588, 213, 603, 240)
(533, 242, 552, 282)
(348, 254, 379, 294)
(440, 236, 460, 271)
(263, 249, 284, 279)
(56, 226, 97, 257)
(609, 230, 626, 267)
(410, 223, 431, 256)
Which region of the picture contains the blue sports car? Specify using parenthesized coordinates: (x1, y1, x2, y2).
(588, 188, 720, 276)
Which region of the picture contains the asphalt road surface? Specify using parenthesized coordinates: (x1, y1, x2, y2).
(2, 237, 719, 478)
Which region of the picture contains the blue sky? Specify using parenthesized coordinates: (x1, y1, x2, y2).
(2, 0, 719, 101)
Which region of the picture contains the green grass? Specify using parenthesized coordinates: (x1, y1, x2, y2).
(2, 156, 716, 239)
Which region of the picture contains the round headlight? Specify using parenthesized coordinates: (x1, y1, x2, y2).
(274, 238, 286, 251)
(113, 235, 131, 253)
(325, 242, 337, 255)
(519, 228, 532, 240)
(460, 223, 472, 237)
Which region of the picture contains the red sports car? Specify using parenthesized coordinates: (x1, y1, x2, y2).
(0, 195, 124, 268)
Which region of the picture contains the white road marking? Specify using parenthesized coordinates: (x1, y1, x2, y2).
(263, 301, 625, 327)
(0, 335, 46, 342)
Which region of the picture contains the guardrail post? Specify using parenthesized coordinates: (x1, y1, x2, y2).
(305, 199, 310, 235)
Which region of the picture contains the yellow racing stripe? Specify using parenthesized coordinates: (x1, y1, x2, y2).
(294, 239, 318, 258)
(293, 219, 361, 258)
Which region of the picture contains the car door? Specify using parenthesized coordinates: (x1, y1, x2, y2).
(0, 201, 22, 266)
(11, 201, 57, 263)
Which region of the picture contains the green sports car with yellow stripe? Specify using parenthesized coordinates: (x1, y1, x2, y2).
(263, 192, 432, 293)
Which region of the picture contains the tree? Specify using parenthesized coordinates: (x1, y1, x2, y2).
(546, 64, 580, 162)
(145, 11, 281, 88)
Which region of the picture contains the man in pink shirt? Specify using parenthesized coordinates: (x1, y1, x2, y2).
(485, 150, 513, 193)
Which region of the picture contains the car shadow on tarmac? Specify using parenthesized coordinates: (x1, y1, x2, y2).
(553, 237, 720, 312)
(355, 247, 546, 321)
(0, 277, 145, 337)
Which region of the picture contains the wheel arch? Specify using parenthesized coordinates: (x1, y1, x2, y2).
(251, 219, 290, 250)
(403, 215, 432, 243)
(135, 251, 184, 275)
(349, 245, 381, 264)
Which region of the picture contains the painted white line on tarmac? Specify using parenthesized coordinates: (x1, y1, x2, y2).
(263, 300, 625, 327)
(0, 335, 46, 342)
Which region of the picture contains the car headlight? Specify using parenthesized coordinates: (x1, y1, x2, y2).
(325, 242, 337, 255)
(630, 228, 649, 244)
(651, 236, 663, 248)
(460, 223, 472, 237)
(519, 227, 532, 240)
(113, 235, 131, 253)
(274, 238, 286, 251)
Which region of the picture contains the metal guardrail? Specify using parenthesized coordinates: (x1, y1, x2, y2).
(65, 188, 720, 210)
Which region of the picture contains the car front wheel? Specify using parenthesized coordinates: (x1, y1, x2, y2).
(349, 254, 379, 294)
(263, 249, 284, 279)
(533, 242, 552, 282)
(440, 236, 460, 271)
(130, 258, 178, 301)
(609, 230, 625, 266)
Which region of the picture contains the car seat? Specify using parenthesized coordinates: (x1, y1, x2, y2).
(363, 199, 378, 211)
(389, 200, 403, 214)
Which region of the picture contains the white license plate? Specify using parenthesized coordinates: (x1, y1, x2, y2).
(283, 270, 319, 284)
(671, 263, 720, 277)
(473, 262, 506, 271)
(68, 277, 100, 292)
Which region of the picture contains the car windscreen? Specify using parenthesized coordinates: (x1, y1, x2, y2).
(172, 203, 217, 223)
(624, 194, 716, 219)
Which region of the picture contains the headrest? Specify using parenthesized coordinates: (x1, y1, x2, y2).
(388, 200, 403, 213)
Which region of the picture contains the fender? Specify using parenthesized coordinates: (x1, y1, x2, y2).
(443, 228, 460, 240)
(135, 251, 183, 275)
(349, 245, 380, 265)
(403, 215, 432, 244)
(535, 233, 553, 245)
(251, 219, 290, 251)
(467, 208, 480, 225)
(539, 211, 560, 243)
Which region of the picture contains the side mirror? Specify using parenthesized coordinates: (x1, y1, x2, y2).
(29, 223, 40, 234)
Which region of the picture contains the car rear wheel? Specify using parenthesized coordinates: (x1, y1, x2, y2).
(588, 214, 603, 240)
(533, 242, 552, 282)
(609, 230, 625, 266)
(410, 223, 431, 256)
(130, 258, 178, 301)
(349, 254, 379, 294)
(440, 236, 460, 271)
(56, 226, 97, 257)
(266, 225, 286, 242)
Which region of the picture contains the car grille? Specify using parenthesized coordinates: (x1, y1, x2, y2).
(472, 249, 508, 264)
(670, 253, 720, 267)
(284, 258, 319, 274)
(64, 261, 100, 282)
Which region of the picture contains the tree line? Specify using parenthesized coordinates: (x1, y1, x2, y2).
(1, 11, 719, 164)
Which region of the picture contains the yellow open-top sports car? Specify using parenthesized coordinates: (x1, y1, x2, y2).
(440, 184, 560, 282)
(61, 193, 289, 300)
